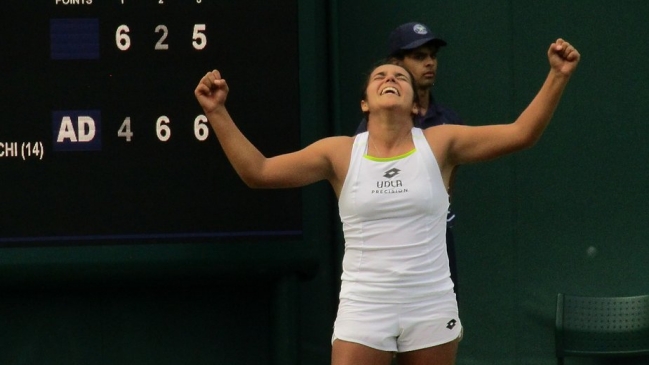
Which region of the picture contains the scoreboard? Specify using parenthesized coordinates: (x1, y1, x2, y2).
(0, 1, 304, 247)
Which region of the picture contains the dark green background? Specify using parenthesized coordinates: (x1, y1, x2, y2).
(2, 1, 649, 364)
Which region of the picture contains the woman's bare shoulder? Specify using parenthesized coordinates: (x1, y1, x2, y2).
(310, 135, 355, 151)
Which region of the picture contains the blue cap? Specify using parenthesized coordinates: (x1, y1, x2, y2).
(388, 22, 447, 56)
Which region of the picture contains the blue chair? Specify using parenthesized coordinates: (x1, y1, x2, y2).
(555, 293, 649, 364)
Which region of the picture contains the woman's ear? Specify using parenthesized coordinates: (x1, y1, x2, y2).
(412, 103, 419, 116)
(361, 100, 369, 113)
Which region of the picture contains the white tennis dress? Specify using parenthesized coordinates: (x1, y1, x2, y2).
(338, 127, 454, 303)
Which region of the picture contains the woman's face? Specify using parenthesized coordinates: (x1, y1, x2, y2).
(361, 64, 418, 117)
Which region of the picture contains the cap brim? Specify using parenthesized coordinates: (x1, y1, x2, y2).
(402, 37, 447, 51)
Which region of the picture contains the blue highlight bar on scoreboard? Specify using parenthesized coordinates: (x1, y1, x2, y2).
(50, 18, 100, 60)
(52, 110, 102, 151)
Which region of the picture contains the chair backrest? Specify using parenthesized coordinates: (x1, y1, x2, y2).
(555, 293, 649, 360)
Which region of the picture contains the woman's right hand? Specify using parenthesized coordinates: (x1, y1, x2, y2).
(194, 69, 229, 114)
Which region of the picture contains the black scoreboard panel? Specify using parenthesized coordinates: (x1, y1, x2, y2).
(0, 1, 303, 246)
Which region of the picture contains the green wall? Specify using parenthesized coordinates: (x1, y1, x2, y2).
(334, 1, 649, 364)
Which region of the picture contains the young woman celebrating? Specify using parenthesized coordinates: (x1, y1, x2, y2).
(195, 38, 580, 365)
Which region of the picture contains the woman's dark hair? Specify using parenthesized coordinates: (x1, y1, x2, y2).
(360, 59, 420, 120)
